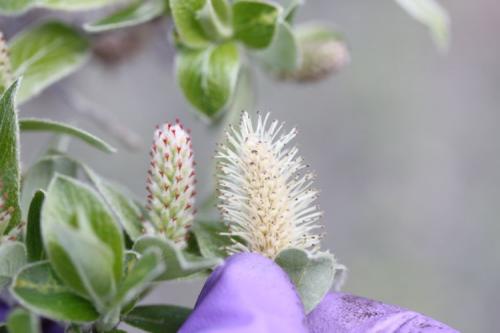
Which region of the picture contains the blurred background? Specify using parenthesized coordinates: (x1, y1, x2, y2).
(2, 0, 499, 331)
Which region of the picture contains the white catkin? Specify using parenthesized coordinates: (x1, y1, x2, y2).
(216, 112, 323, 258)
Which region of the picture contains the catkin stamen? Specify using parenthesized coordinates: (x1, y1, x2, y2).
(216, 112, 323, 258)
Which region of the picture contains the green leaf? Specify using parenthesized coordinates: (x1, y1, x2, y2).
(170, 0, 211, 48)
(51, 0, 119, 11)
(295, 23, 343, 42)
(275, 248, 338, 313)
(133, 236, 221, 280)
(233, 0, 280, 49)
(171, 0, 232, 48)
(21, 154, 78, 219)
(82, 165, 144, 241)
(19, 118, 116, 153)
(395, 0, 450, 51)
(9, 22, 89, 103)
(113, 249, 165, 308)
(124, 250, 140, 275)
(222, 64, 255, 127)
(176, 42, 241, 119)
(119, 251, 142, 314)
(0, 241, 27, 290)
(0, 0, 30, 14)
(49, 212, 119, 309)
(123, 305, 191, 333)
(10, 261, 99, 323)
(282, 0, 304, 22)
(191, 220, 230, 259)
(65, 325, 83, 333)
(6, 308, 40, 333)
(84, 0, 167, 33)
(42, 175, 124, 308)
(0, 0, 120, 15)
(196, 0, 233, 42)
(256, 21, 300, 71)
(0, 80, 21, 235)
(26, 191, 45, 262)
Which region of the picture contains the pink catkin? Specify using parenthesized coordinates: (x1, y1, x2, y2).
(144, 120, 197, 247)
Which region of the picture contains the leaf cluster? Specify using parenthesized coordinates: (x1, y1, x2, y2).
(0, 81, 223, 332)
(0, 0, 449, 121)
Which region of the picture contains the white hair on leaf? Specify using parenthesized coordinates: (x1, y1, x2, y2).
(0, 181, 14, 238)
(0, 195, 12, 235)
(216, 112, 323, 258)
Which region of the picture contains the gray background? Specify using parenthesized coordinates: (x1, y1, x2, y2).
(3, 0, 499, 331)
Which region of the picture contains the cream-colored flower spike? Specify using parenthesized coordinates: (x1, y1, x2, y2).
(216, 112, 323, 259)
(145, 120, 196, 248)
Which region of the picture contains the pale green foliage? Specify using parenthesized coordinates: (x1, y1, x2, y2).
(0, 0, 37, 14)
(395, 0, 450, 51)
(171, 0, 290, 118)
(41, 176, 124, 309)
(11, 262, 100, 322)
(171, 0, 244, 117)
(133, 236, 221, 280)
(112, 249, 165, 308)
(0, 242, 26, 290)
(124, 305, 191, 333)
(276, 248, 343, 313)
(256, 21, 300, 71)
(0, 0, 120, 15)
(6, 308, 39, 333)
(1, 0, 448, 118)
(0, 81, 21, 234)
(233, 0, 280, 49)
(30, 174, 166, 328)
(19, 118, 116, 153)
(281, 0, 304, 22)
(197, 0, 233, 41)
(9, 22, 89, 103)
(176, 42, 241, 118)
(191, 220, 231, 259)
(21, 155, 78, 218)
(83, 165, 144, 241)
(84, 0, 167, 33)
(171, 0, 215, 49)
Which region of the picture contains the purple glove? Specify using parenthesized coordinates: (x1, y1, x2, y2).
(307, 292, 459, 333)
(0, 300, 9, 322)
(180, 253, 459, 333)
(179, 253, 308, 333)
(40, 320, 65, 333)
